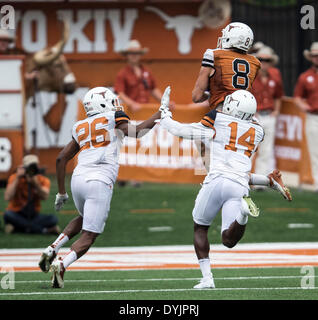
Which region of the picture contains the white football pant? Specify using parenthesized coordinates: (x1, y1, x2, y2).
(192, 176, 249, 232)
(71, 175, 113, 234)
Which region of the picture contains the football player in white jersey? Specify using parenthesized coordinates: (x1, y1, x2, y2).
(38, 87, 162, 288)
(159, 87, 292, 289)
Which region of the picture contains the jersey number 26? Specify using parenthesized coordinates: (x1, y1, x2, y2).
(76, 117, 110, 151)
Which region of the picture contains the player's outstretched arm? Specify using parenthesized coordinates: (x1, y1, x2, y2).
(116, 111, 161, 138)
(55, 139, 79, 210)
(160, 86, 214, 141)
(161, 115, 213, 141)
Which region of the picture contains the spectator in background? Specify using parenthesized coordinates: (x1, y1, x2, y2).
(248, 41, 265, 55)
(115, 40, 171, 187)
(251, 45, 284, 183)
(294, 42, 318, 191)
(115, 40, 164, 112)
(3, 155, 59, 234)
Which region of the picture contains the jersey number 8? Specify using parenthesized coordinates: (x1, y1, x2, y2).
(232, 59, 250, 90)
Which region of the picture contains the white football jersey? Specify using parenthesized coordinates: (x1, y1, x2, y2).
(161, 110, 264, 188)
(203, 111, 264, 188)
(71, 110, 129, 185)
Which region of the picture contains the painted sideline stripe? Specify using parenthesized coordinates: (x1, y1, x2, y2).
(1, 243, 318, 272)
(1, 248, 318, 256)
(2, 243, 318, 253)
(10, 275, 318, 284)
(8, 262, 318, 272)
(1, 287, 317, 296)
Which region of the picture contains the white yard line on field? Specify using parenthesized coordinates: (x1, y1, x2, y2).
(10, 275, 318, 284)
(1, 287, 317, 297)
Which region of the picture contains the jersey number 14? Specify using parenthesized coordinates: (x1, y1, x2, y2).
(225, 122, 255, 158)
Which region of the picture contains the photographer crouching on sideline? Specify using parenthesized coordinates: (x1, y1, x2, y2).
(3, 155, 59, 235)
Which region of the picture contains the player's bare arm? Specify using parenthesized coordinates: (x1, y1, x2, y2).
(116, 111, 161, 138)
(56, 138, 80, 195)
(192, 66, 214, 103)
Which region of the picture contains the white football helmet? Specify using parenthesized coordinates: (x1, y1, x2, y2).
(217, 22, 254, 52)
(82, 87, 123, 116)
(223, 90, 257, 120)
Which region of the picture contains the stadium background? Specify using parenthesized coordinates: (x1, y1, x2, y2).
(0, 0, 318, 301)
(0, 0, 317, 185)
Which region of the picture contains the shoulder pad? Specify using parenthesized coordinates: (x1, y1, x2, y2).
(115, 110, 130, 127)
(202, 49, 215, 68)
(201, 109, 217, 128)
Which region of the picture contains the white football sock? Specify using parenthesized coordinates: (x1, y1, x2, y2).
(198, 258, 212, 278)
(236, 198, 249, 225)
(249, 174, 270, 186)
(62, 250, 77, 269)
(236, 212, 248, 225)
(51, 233, 69, 253)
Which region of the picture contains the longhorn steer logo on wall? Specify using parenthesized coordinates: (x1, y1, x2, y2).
(145, 6, 203, 55)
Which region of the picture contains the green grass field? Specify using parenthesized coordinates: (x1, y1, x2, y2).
(0, 175, 318, 249)
(0, 176, 318, 301)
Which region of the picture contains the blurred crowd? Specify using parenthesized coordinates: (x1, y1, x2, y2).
(248, 41, 318, 192)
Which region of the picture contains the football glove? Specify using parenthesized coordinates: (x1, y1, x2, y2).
(55, 193, 69, 211)
(160, 107, 172, 119)
(159, 86, 172, 119)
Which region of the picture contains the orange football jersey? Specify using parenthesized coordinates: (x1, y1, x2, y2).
(202, 49, 261, 109)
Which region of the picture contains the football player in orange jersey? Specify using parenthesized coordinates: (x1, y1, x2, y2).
(192, 22, 261, 172)
(192, 22, 261, 110)
(159, 86, 292, 289)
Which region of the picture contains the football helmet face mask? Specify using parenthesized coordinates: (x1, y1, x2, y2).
(82, 87, 123, 117)
(217, 22, 254, 52)
(223, 90, 257, 120)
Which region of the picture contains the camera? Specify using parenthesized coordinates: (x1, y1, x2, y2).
(24, 163, 40, 177)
